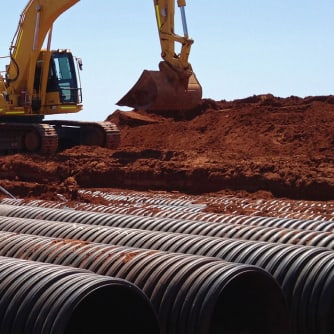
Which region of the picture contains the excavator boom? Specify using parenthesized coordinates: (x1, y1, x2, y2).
(6, 0, 80, 100)
(118, 0, 202, 111)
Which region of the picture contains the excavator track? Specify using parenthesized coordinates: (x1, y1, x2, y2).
(0, 120, 120, 154)
(0, 123, 58, 154)
(43, 120, 120, 150)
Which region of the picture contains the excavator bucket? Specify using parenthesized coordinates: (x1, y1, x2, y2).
(117, 70, 202, 111)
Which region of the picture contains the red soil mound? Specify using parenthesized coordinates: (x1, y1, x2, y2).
(1, 94, 334, 201)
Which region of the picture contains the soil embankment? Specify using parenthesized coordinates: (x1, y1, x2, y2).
(1, 94, 334, 201)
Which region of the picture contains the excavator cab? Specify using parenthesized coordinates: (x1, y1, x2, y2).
(33, 49, 82, 114)
(49, 50, 82, 104)
(117, 0, 202, 111)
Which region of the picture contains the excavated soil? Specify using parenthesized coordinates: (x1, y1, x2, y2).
(0, 94, 334, 205)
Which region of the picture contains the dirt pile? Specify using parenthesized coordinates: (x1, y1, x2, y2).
(1, 94, 334, 201)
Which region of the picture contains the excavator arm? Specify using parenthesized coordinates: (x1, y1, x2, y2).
(5, 0, 201, 113)
(6, 0, 79, 103)
(118, 0, 202, 111)
(154, 0, 193, 80)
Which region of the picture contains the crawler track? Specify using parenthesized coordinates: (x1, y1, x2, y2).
(0, 120, 120, 154)
(44, 120, 120, 150)
(0, 123, 58, 154)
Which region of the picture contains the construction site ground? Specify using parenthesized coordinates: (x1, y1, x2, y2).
(1, 93, 334, 333)
(0, 94, 334, 215)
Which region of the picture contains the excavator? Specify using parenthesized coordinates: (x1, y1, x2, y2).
(0, 0, 202, 154)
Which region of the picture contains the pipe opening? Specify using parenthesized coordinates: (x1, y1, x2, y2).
(207, 272, 290, 334)
(64, 284, 159, 334)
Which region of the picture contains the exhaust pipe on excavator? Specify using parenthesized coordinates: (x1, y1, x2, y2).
(117, 62, 202, 111)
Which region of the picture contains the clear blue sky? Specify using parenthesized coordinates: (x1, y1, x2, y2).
(0, 1, 333, 121)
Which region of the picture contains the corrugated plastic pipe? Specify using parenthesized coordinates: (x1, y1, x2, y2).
(0, 255, 159, 334)
(2, 198, 333, 232)
(74, 189, 334, 221)
(6, 190, 330, 221)
(0, 231, 289, 334)
(1, 204, 334, 248)
(0, 214, 332, 334)
(71, 203, 334, 232)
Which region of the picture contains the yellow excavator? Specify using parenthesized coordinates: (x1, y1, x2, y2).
(0, 0, 202, 154)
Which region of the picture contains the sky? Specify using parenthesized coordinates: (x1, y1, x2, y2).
(0, 1, 333, 121)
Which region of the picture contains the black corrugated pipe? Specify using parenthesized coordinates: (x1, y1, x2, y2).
(0, 255, 160, 334)
(2, 197, 332, 231)
(0, 203, 334, 249)
(0, 231, 289, 334)
(0, 214, 333, 334)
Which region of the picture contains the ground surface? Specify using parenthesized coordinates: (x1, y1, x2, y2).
(0, 94, 334, 207)
(0, 94, 333, 334)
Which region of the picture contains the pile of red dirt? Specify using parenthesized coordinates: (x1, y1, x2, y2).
(1, 94, 334, 201)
